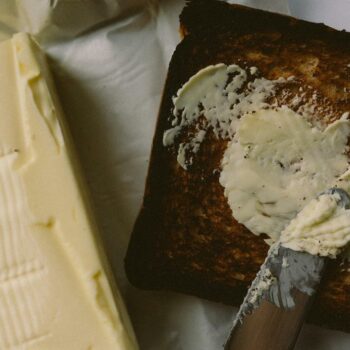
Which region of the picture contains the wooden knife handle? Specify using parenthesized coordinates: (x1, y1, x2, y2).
(225, 290, 313, 350)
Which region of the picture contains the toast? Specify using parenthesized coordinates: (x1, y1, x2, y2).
(125, 0, 350, 332)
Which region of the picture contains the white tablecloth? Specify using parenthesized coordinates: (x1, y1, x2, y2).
(0, 1, 349, 349)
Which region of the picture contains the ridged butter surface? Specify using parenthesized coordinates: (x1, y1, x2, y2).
(0, 33, 137, 350)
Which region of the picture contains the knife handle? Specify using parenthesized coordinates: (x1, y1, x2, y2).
(225, 290, 312, 350)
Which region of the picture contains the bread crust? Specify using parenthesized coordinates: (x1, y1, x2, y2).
(125, 0, 350, 332)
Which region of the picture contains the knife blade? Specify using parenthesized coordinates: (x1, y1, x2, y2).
(224, 244, 325, 350)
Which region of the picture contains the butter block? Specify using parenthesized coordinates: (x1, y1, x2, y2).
(0, 33, 138, 350)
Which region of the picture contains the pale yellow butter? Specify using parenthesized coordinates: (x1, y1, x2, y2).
(0, 33, 138, 350)
(220, 107, 350, 242)
(167, 63, 350, 258)
(280, 192, 350, 258)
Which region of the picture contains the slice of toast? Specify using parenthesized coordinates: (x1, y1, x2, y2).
(125, 0, 350, 332)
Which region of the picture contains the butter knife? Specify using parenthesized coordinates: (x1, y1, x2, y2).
(224, 188, 350, 350)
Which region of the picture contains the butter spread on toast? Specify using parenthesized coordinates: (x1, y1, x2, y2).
(163, 64, 350, 257)
(280, 191, 350, 257)
(220, 108, 350, 241)
(163, 64, 284, 169)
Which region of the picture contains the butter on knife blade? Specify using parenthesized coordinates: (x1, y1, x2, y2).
(225, 188, 350, 350)
(0, 33, 138, 349)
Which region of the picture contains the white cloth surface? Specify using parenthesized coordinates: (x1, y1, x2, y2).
(1, 0, 350, 349)
(288, 0, 350, 30)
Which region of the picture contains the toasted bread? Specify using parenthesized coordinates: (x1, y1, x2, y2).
(125, 0, 350, 332)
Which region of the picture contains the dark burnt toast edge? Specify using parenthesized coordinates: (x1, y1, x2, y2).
(125, 0, 350, 333)
(179, 0, 350, 41)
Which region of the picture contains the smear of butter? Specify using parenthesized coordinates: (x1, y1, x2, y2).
(165, 63, 350, 258)
(280, 192, 350, 257)
(248, 268, 276, 304)
(219, 107, 350, 241)
(163, 64, 284, 169)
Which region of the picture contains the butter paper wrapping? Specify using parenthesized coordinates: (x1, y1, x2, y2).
(0, 0, 349, 349)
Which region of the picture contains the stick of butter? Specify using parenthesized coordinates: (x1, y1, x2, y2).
(0, 33, 138, 350)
